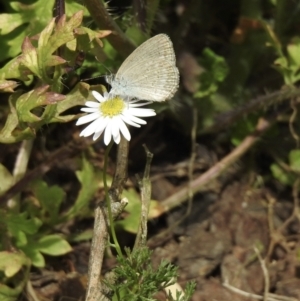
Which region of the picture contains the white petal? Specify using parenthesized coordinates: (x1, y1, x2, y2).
(93, 128, 105, 140)
(92, 91, 106, 102)
(111, 117, 120, 138)
(81, 107, 98, 113)
(104, 121, 112, 145)
(76, 112, 100, 125)
(113, 131, 121, 144)
(95, 117, 110, 133)
(80, 117, 103, 137)
(92, 118, 110, 140)
(118, 118, 131, 141)
(85, 101, 100, 108)
(121, 114, 141, 127)
(127, 108, 156, 117)
(122, 113, 147, 125)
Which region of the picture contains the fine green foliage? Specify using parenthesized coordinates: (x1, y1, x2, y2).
(105, 247, 195, 301)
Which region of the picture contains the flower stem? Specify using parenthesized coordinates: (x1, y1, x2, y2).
(103, 141, 123, 258)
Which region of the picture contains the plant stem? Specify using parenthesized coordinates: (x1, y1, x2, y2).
(103, 141, 122, 258)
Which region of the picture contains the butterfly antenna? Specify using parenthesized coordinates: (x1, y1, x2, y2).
(80, 74, 105, 82)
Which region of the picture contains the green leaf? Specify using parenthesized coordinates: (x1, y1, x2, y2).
(270, 163, 295, 186)
(20, 246, 45, 268)
(3, 30, 27, 64)
(0, 251, 30, 277)
(65, 0, 89, 16)
(126, 26, 147, 46)
(194, 48, 229, 98)
(46, 12, 83, 54)
(274, 56, 288, 69)
(36, 234, 72, 256)
(0, 0, 55, 62)
(148, 199, 163, 219)
(0, 11, 84, 83)
(231, 116, 257, 145)
(0, 13, 24, 35)
(19, 235, 72, 267)
(0, 164, 14, 195)
(13, 231, 28, 247)
(75, 27, 110, 55)
(0, 252, 29, 301)
(0, 1, 88, 63)
(16, 85, 65, 123)
(38, 17, 56, 51)
(289, 150, 300, 172)
(35, 12, 83, 82)
(69, 229, 93, 242)
(30, 180, 65, 225)
(75, 27, 110, 43)
(0, 284, 24, 301)
(50, 82, 91, 123)
(0, 54, 32, 82)
(0, 80, 19, 93)
(20, 37, 40, 78)
(273, 38, 300, 85)
(65, 156, 101, 219)
(115, 190, 160, 233)
(0, 94, 36, 143)
(115, 189, 142, 234)
(287, 38, 300, 68)
(5, 212, 42, 245)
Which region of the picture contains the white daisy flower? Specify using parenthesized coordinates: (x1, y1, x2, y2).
(76, 91, 156, 145)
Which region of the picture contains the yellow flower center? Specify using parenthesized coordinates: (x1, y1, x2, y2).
(100, 96, 125, 117)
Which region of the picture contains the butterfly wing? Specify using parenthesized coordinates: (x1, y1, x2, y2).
(109, 34, 179, 102)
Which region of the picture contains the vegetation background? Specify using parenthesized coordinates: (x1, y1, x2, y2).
(1, 0, 300, 300)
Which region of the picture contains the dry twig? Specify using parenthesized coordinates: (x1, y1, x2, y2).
(85, 137, 129, 301)
(223, 279, 297, 301)
(133, 145, 153, 250)
(161, 117, 272, 212)
(203, 88, 300, 135)
(254, 247, 270, 301)
(266, 178, 300, 261)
